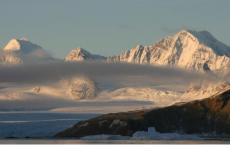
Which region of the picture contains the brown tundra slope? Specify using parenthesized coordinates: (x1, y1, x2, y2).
(55, 87, 230, 138)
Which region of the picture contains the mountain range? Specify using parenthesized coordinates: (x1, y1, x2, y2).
(64, 30, 230, 102)
(65, 30, 230, 74)
(107, 30, 230, 72)
(1, 29, 230, 108)
(2, 29, 230, 138)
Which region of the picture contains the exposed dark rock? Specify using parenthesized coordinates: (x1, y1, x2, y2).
(55, 88, 230, 138)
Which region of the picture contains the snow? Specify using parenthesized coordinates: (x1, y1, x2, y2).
(78, 122, 89, 127)
(99, 86, 181, 103)
(65, 47, 95, 61)
(181, 80, 230, 102)
(0, 80, 198, 114)
(107, 29, 230, 72)
(98, 120, 108, 126)
(3, 39, 21, 51)
(0, 50, 22, 65)
(1, 30, 230, 114)
(187, 30, 230, 57)
(65, 47, 107, 61)
(48, 102, 153, 114)
(66, 76, 98, 100)
(0, 38, 53, 65)
(0, 83, 155, 113)
(0, 30, 230, 139)
(0, 76, 98, 101)
(0, 72, 186, 110)
(106, 29, 230, 101)
(109, 119, 127, 128)
(0, 93, 21, 100)
(3, 38, 42, 54)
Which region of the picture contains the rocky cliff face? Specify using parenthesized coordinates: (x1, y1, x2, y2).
(55, 87, 230, 137)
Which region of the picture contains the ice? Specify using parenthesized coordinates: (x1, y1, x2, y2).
(132, 127, 201, 140)
(80, 127, 201, 140)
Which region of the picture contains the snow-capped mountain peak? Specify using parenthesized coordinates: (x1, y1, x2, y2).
(107, 29, 230, 72)
(0, 38, 54, 65)
(75, 47, 93, 57)
(65, 47, 95, 61)
(3, 38, 42, 54)
(174, 29, 230, 57)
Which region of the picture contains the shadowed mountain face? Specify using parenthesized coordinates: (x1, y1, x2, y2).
(55, 87, 230, 138)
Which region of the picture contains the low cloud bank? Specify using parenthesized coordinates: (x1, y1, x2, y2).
(0, 61, 212, 85)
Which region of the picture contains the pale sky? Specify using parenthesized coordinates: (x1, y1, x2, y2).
(0, 0, 229, 59)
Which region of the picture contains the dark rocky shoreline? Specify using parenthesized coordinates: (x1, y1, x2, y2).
(55, 88, 230, 138)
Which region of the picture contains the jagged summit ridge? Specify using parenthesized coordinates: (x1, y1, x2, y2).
(65, 47, 95, 61)
(107, 30, 230, 72)
(65, 47, 107, 61)
(106, 29, 230, 101)
(176, 30, 230, 57)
